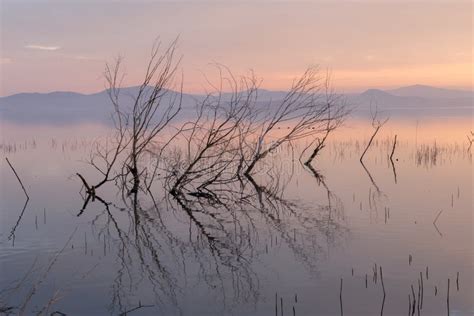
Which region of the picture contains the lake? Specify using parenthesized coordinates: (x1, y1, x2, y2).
(0, 116, 472, 315)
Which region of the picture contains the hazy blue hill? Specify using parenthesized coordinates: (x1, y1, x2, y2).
(1, 91, 90, 107)
(387, 84, 474, 99)
(0, 86, 200, 124)
(0, 85, 472, 124)
(351, 88, 428, 108)
(346, 87, 473, 118)
(245, 89, 288, 101)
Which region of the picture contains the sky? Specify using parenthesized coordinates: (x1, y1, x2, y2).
(0, 0, 472, 96)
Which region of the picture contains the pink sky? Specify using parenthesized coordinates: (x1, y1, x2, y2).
(0, 1, 472, 96)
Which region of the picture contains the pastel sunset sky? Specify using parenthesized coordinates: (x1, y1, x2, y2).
(1, 0, 472, 96)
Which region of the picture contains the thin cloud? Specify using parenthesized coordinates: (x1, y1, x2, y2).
(25, 44, 61, 51)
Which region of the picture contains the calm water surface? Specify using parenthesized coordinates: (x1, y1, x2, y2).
(0, 117, 472, 315)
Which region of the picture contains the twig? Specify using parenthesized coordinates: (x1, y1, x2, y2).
(389, 135, 398, 184)
(119, 301, 154, 316)
(360, 106, 388, 163)
(360, 125, 381, 163)
(433, 210, 443, 237)
(390, 134, 397, 161)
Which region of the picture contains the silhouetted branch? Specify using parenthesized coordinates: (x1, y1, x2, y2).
(433, 210, 443, 237)
(5, 158, 30, 241)
(78, 38, 183, 208)
(467, 131, 473, 151)
(359, 105, 388, 193)
(360, 106, 388, 163)
(245, 67, 347, 176)
(5, 157, 29, 200)
(118, 301, 154, 316)
(390, 134, 398, 184)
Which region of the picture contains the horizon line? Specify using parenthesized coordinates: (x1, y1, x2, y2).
(1, 83, 473, 99)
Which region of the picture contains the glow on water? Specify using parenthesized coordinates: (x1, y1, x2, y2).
(0, 117, 472, 315)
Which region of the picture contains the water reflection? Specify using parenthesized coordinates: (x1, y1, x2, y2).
(71, 161, 347, 314)
(0, 118, 472, 315)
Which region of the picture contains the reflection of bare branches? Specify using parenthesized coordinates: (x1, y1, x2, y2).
(118, 301, 154, 316)
(7, 199, 28, 243)
(0, 258, 38, 314)
(76, 163, 347, 314)
(360, 159, 381, 194)
(76, 189, 111, 217)
(5, 158, 30, 241)
(301, 160, 344, 228)
(35, 290, 63, 316)
(390, 135, 398, 184)
(433, 210, 444, 237)
(231, 175, 345, 272)
(304, 162, 326, 186)
(82, 195, 186, 315)
(359, 105, 388, 194)
(18, 228, 77, 314)
(1, 229, 77, 315)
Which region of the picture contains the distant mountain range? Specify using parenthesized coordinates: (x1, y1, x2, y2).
(387, 85, 473, 99)
(0, 85, 472, 124)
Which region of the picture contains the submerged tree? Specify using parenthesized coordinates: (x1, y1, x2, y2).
(76, 38, 349, 218)
(29, 37, 353, 315)
(162, 65, 348, 197)
(242, 68, 347, 177)
(77, 38, 183, 201)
